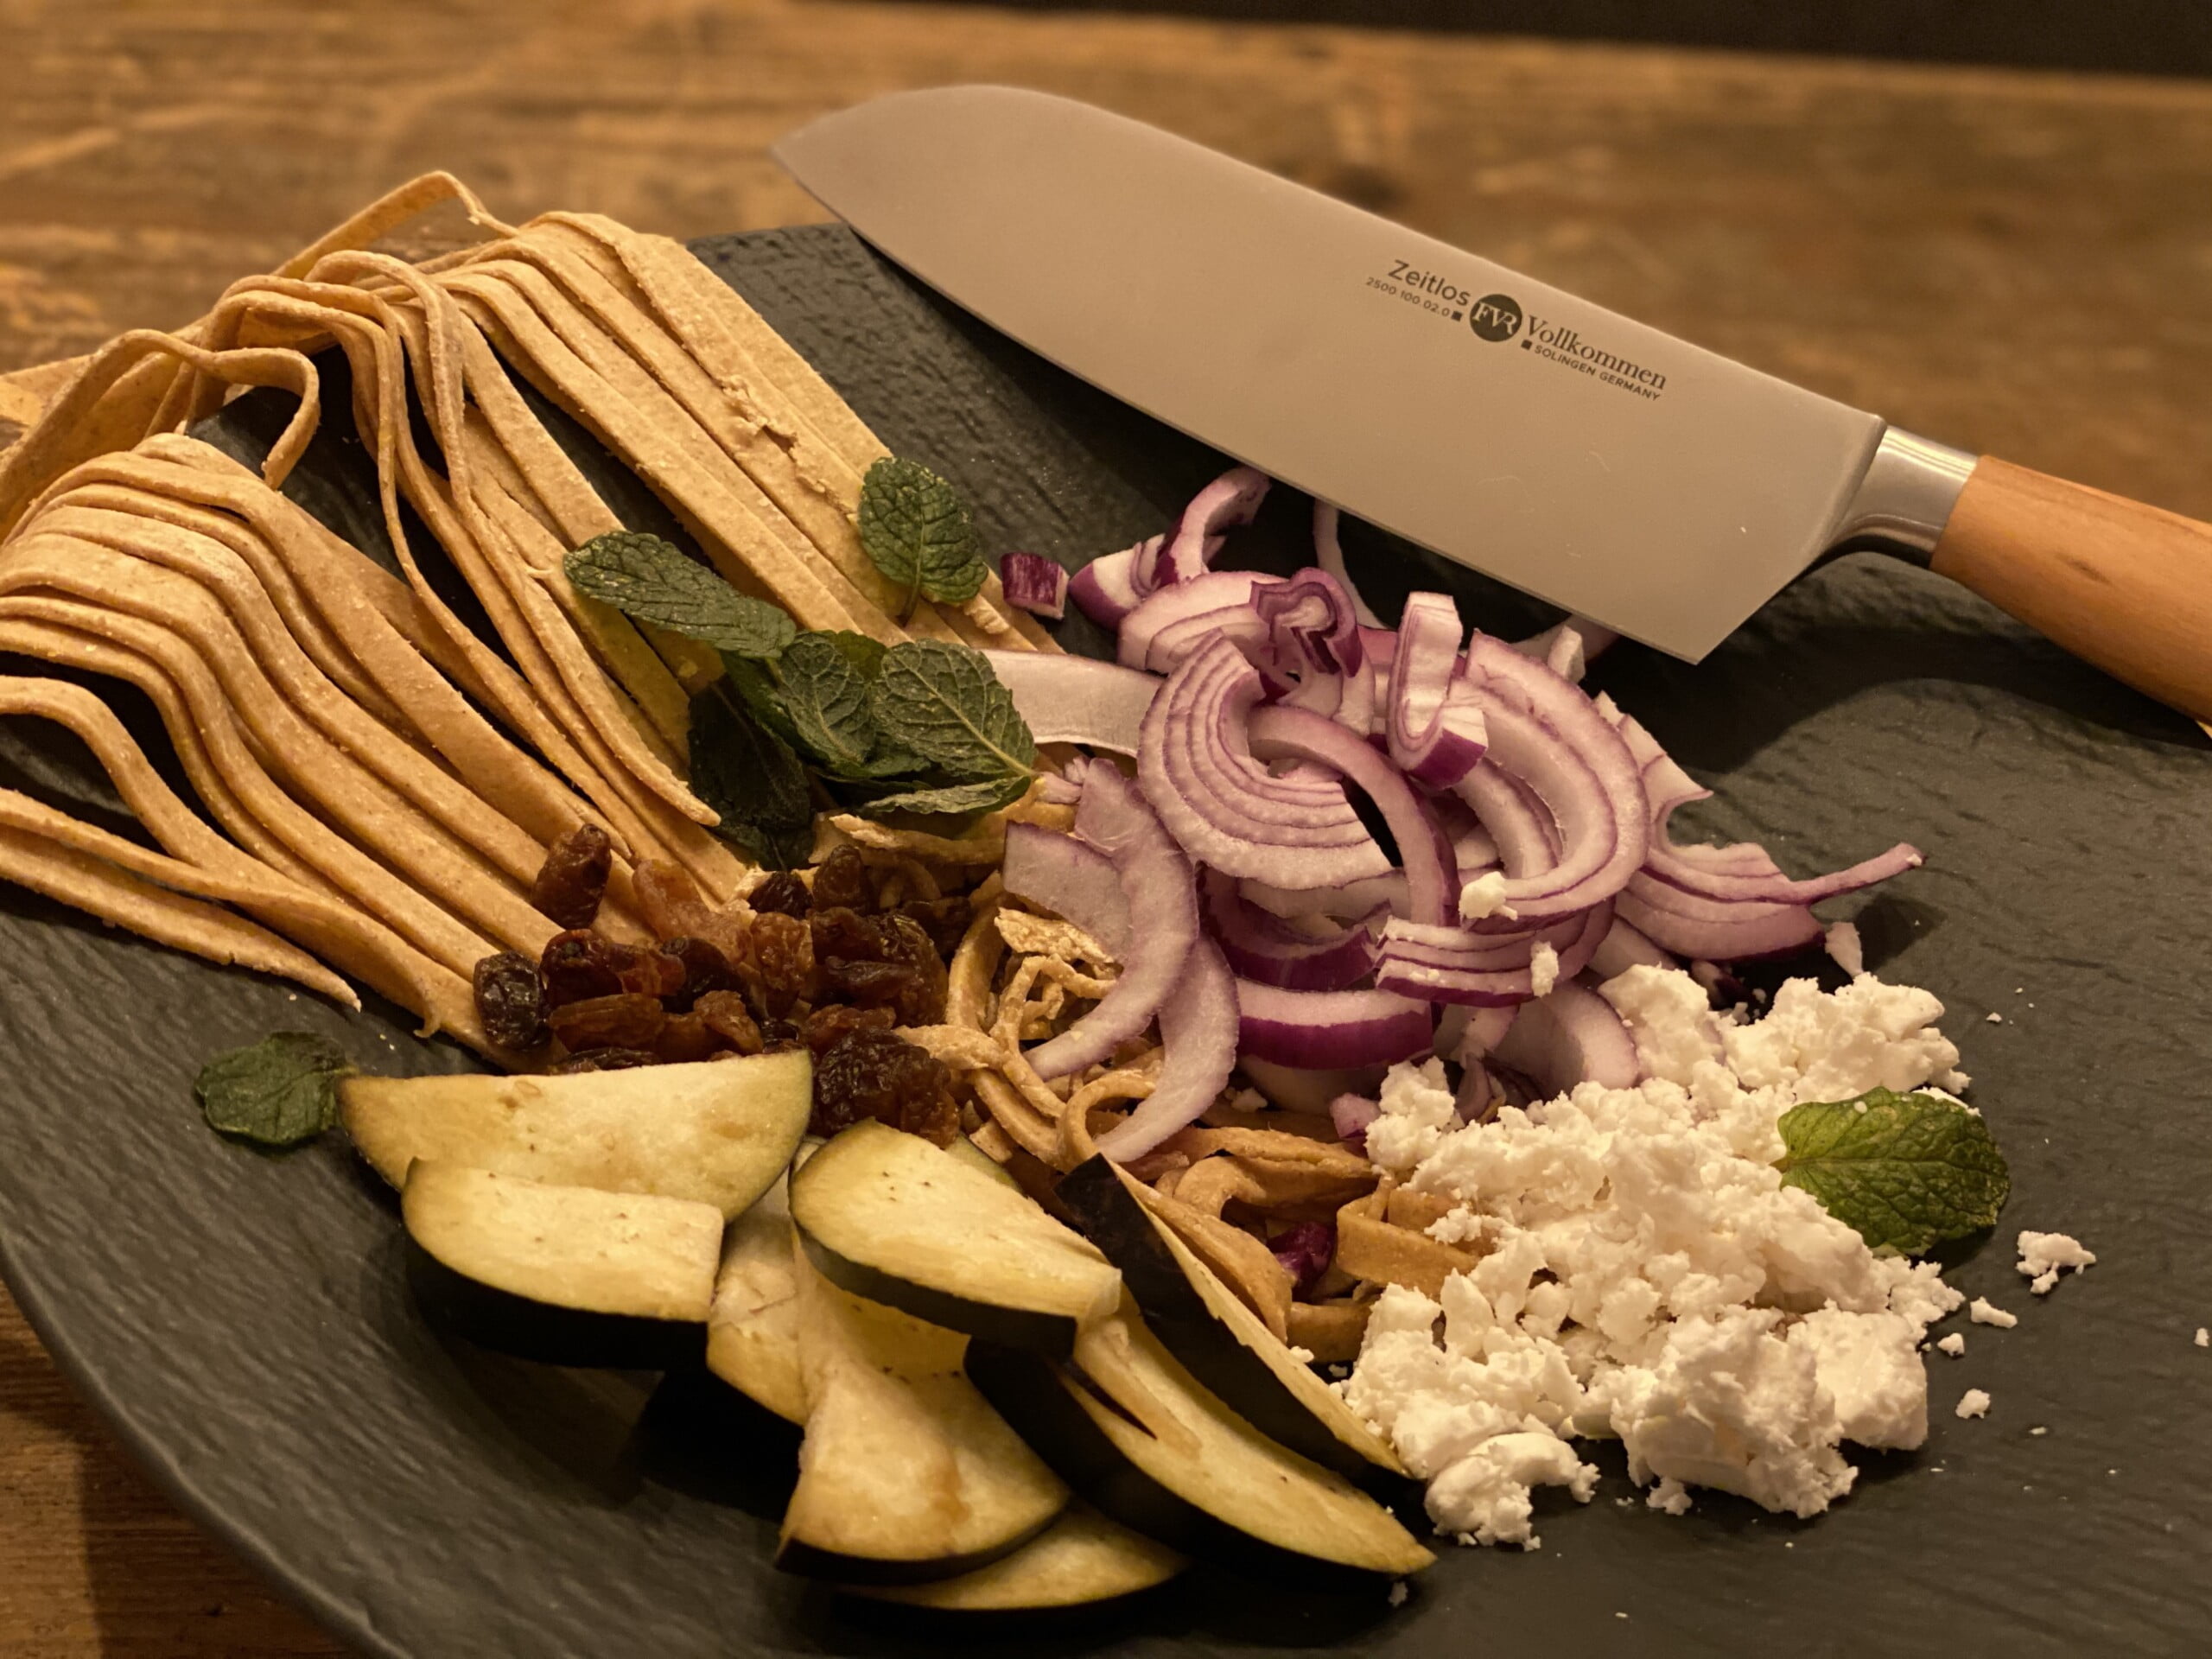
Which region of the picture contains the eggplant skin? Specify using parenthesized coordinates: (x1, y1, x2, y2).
(776, 1522, 1052, 1587)
(404, 1236, 707, 1371)
(797, 1230, 1083, 1362)
(1056, 1159, 1409, 1498)
(963, 1342, 1402, 1593)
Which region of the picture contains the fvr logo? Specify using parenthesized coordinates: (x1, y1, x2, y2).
(1468, 294, 1523, 343)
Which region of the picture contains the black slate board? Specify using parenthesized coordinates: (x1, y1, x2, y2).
(2, 224, 2209, 1658)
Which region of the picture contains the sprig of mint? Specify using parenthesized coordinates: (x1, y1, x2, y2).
(1776, 1087, 2011, 1256)
(858, 457, 987, 621)
(563, 511, 1036, 847)
(566, 531, 795, 659)
(194, 1033, 353, 1148)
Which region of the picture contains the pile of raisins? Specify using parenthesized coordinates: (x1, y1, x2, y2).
(475, 836, 968, 1145)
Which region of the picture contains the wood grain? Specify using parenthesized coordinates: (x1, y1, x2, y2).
(3, 0, 2210, 1651)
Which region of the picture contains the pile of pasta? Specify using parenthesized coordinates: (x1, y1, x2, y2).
(0, 175, 1051, 1052)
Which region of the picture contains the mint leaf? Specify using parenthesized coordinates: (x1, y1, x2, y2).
(195, 1033, 352, 1147)
(566, 532, 796, 659)
(690, 683, 816, 868)
(854, 772, 1035, 821)
(868, 640, 1037, 781)
(1776, 1088, 2010, 1255)
(779, 632, 880, 775)
(857, 457, 986, 620)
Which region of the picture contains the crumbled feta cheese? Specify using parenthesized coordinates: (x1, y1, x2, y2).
(2029, 1426, 2048, 1437)
(1459, 870, 1516, 921)
(1955, 1389, 1992, 1421)
(1968, 1298, 2018, 1328)
(1529, 941, 1560, 999)
(1646, 1477, 1693, 1516)
(1936, 1332, 1966, 1357)
(2196, 1328, 2209, 1349)
(1986, 1012, 2003, 1024)
(1345, 966, 1978, 1543)
(1823, 920, 1864, 977)
(1388, 1580, 1409, 1608)
(2017, 1230, 2095, 1295)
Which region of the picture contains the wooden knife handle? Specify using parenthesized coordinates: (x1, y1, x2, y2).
(1931, 456, 2212, 721)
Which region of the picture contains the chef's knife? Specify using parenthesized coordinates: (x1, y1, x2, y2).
(776, 86, 2212, 719)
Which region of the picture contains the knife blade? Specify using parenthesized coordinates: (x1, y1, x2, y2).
(777, 86, 2212, 713)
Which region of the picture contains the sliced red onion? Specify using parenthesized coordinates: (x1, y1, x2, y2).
(1142, 467, 1269, 588)
(1037, 771, 1083, 807)
(1269, 1219, 1336, 1296)
(1240, 871, 1408, 924)
(1329, 1091, 1380, 1156)
(1246, 702, 1456, 925)
(999, 551, 1069, 620)
(1254, 566, 1363, 681)
(1376, 904, 1610, 1007)
(1455, 762, 1561, 880)
(1138, 634, 1389, 888)
(1824, 919, 1865, 977)
(1241, 1056, 1387, 1115)
(1236, 981, 1434, 1068)
(1617, 876, 1822, 960)
(1071, 541, 1147, 626)
(1199, 868, 1382, 991)
(1313, 500, 1386, 628)
(1118, 569, 1283, 673)
(985, 651, 1160, 756)
(1489, 977, 1640, 1096)
(1385, 593, 1488, 788)
(1453, 1060, 1500, 1123)
(1515, 618, 1618, 684)
(1001, 822, 1131, 957)
(1021, 765, 1196, 1079)
(1589, 914, 1674, 980)
(1095, 932, 1239, 1162)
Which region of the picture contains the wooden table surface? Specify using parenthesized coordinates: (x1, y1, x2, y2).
(3, 0, 2209, 1650)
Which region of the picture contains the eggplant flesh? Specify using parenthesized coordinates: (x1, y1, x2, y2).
(840, 1503, 1185, 1611)
(1057, 1157, 1407, 1494)
(705, 1178, 805, 1424)
(402, 1161, 721, 1370)
(790, 1121, 1120, 1360)
(777, 1259, 1068, 1584)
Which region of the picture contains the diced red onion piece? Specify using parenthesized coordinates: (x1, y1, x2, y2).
(1385, 593, 1489, 788)
(1118, 569, 1284, 673)
(1329, 1091, 1380, 1156)
(1095, 932, 1239, 1161)
(1000, 551, 1068, 620)
(1589, 914, 1674, 979)
(1200, 868, 1382, 991)
(1138, 634, 1390, 887)
(1254, 566, 1364, 680)
(1071, 542, 1147, 626)
(1515, 618, 1619, 684)
(1022, 765, 1197, 1079)
(1147, 467, 1269, 587)
(1241, 1057, 1387, 1115)
(985, 651, 1160, 757)
(1245, 702, 1457, 925)
(1001, 822, 1130, 957)
(1489, 977, 1640, 1096)
(1313, 501, 1387, 628)
(1236, 981, 1434, 1068)
(1268, 1218, 1336, 1296)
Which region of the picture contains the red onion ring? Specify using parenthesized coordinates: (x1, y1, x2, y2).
(1095, 931, 1238, 1162)
(1199, 868, 1382, 991)
(1386, 593, 1488, 788)
(1235, 981, 1434, 1068)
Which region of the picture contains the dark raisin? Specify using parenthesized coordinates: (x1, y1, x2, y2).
(810, 844, 875, 912)
(530, 823, 613, 930)
(823, 958, 918, 1009)
(657, 937, 734, 1011)
(751, 912, 815, 1017)
(472, 951, 550, 1052)
(900, 896, 972, 957)
(654, 1012, 722, 1065)
(758, 1017, 805, 1054)
(810, 905, 889, 965)
(750, 871, 811, 918)
(540, 929, 621, 1006)
(548, 1046, 658, 1073)
(549, 991, 667, 1052)
(811, 1027, 958, 1145)
(605, 939, 685, 1000)
(696, 989, 765, 1056)
(880, 912, 950, 1026)
(801, 1002, 896, 1054)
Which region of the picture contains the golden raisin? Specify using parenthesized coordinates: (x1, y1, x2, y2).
(549, 991, 667, 1052)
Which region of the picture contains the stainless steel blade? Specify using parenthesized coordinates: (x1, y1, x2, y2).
(776, 86, 1916, 658)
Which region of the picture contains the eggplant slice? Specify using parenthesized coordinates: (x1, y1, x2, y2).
(967, 1298, 1433, 1586)
(842, 1503, 1185, 1611)
(402, 1161, 721, 1370)
(1058, 1157, 1407, 1495)
(705, 1175, 805, 1424)
(778, 1259, 1069, 1584)
(789, 1121, 1120, 1358)
(342, 1049, 812, 1217)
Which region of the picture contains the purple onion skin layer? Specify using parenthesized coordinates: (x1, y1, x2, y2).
(1000, 551, 1069, 620)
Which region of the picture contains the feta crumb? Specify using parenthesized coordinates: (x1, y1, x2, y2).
(1936, 1332, 1966, 1357)
(2196, 1329, 2209, 1349)
(1986, 1012, 2003, 1024)
(1955, 1389, 1992, 1421)
(1968, 1298, 2018, 1329)
(2017, 1230, 2094, 1295)
(1645, 1477, 1694, 1516)
(1363, 1058, 1459, 1173)
(2030, 1426, 2048, 1437)
(1459, 870, 1517, 921)
(1822, 920, 1864, 977)
(1529, 941, 1560, 999)
(1388, 1580, 1409, 1607)
(1721, 973, 1968, 1100)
